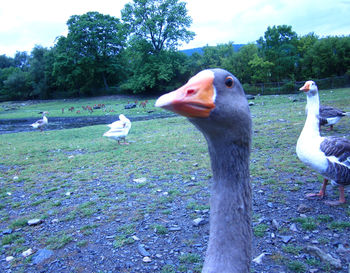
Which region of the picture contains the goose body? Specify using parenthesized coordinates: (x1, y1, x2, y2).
(296, 81, 350, 205)
(318, 105, 350, 130)
(156, 68, 252, 272)
(103, 114, 131, 144)
(31, 111, 48, 131)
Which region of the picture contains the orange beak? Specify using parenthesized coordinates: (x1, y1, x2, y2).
(299, 82, 311, 92)
(155, 70, 216, 118)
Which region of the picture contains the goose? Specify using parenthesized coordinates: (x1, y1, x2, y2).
(318, 105, 350, 130)
(156, 68, 252, 273)
(296, 80, 350, 205)
(103, 114, 131, 145)
(31, 111, 49, 131)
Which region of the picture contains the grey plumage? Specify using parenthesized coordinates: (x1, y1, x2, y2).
(156, 68, 252, 273)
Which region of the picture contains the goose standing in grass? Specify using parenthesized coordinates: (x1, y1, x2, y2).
(296, 81, 350, 205)
(318, 105, 350, 130)
(156, 68, 252, 273)
(103, 114, 131, 145)
(31, 111, 49, 131)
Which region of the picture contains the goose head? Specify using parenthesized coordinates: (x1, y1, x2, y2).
(300, 80, 318, 97)
(155, 68, 251, 143)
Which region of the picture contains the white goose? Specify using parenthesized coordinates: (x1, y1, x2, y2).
(103, 114, 131, 145)
(31, 111, 49, 131)
(296, 81, 350, 205)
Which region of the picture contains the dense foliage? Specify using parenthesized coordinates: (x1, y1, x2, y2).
(0, 0, 349, 100)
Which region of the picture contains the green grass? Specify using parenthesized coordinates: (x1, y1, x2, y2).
(292, 217, 318, 231)
(0, 96, 161, 119)
(45, 233, 73, 250)
(0, 87, 349, 272)
(253, 223, 269, 237)
(152, 224, 168, 235)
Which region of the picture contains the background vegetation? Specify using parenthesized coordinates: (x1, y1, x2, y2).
(0, 0, 349, 101)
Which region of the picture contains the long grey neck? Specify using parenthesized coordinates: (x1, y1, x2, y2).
(202, 136, 252, 273)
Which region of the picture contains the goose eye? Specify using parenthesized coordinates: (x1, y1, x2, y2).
(225, 77, 234, 88)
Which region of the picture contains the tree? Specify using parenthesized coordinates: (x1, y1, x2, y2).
(29, 45, 54, 99)
(0, 55, 13, 69)
(248, 54, 273, 83)
(121, 0, 195, 53)
(257, 25, 298, 81)
(13, 51, 30, 70)
(304, 36, 350, 78)
(53, 11, 127, 96)
(221, 43, 259, 83)
(296, 32, 319, 79)
(120, 38, 188, 93)
(1, 69, 32, 100)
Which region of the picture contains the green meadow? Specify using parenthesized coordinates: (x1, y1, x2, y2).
(0, 87, 349, 272)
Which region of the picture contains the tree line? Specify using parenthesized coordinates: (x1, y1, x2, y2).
(0, 0, 349, 101)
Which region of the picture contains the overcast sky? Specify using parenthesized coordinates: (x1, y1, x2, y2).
(1, 0, 349, 57)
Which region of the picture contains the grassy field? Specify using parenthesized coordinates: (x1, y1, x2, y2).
(0, 87, 350, 272)
(0, 96, 160, 119)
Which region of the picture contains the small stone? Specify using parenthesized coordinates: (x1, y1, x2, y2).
(138, 244, 151, 257)
(193, 218, 205, 227)
(65, 192, 71, 196)
(281, 235, 292, 243)
(290, 223, 298, 232)
(271, 219, 279, 230)
(3, 229, 13, 235)
(51, 219, 59, 224)
(169, 226, 181, 231)
(22, 248, 34, 257)
(13, 176, 19, 180)
(267, 202, 274, 208)
(5, 256, 14, 262)
(336, 244, 350, 254)
(305, 245, 342, 269)
(28, 219, 42, 226)
(252, 253, 267, 264)
(133, 177, 147, 183)
(142, 256, 152, 263)
(303, 235, 310, 241)
(132, 235, 140, 241)
(297, 204, 311, 213)
(32, 249, 54, 264)
(6, 192, 11, 196)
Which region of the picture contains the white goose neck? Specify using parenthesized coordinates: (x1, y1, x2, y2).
(303, 92, 320, 137)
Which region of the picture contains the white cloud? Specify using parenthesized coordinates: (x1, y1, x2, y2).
(0, 0, 349, 56)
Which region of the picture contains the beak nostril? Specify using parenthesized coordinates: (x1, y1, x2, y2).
(187, 89, 196, 95)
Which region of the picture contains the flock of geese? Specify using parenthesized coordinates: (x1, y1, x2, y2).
(30, 68, 349, 272)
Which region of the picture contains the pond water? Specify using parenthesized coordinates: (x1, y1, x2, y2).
(0, 113, 175, 134)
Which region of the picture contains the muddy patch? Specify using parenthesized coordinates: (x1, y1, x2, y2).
(0, 113, 175, 134)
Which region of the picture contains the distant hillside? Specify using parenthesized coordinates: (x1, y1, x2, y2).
(180, 44, 245, 56)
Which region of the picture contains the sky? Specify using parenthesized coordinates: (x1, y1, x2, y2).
(1, 0, 350, 57)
